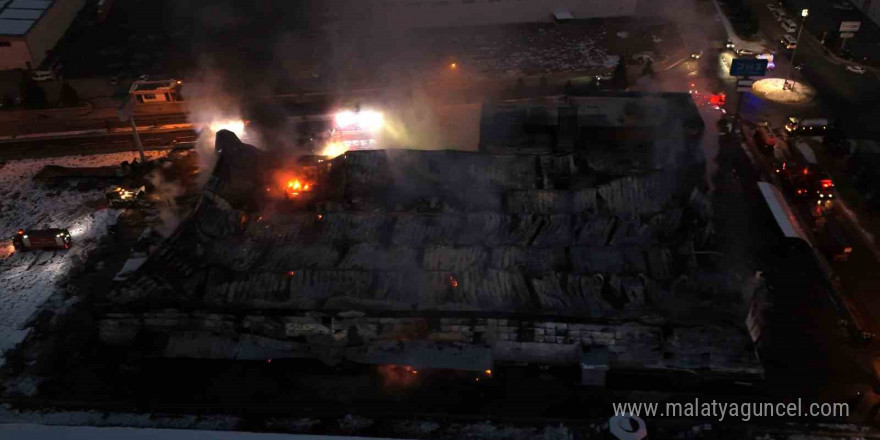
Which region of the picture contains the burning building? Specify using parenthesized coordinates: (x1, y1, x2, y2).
(98, 94, 759, 387)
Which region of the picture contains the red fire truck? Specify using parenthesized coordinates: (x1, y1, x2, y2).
(12, 228, 72, 251)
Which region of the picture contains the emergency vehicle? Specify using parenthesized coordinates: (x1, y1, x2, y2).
(12, 228, 72, 251)
(785, 117, 828, 135)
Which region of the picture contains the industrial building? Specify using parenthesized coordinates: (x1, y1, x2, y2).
(325, 0, 637, 28)
(128, 79, 183, 103)
(99, 94, 761, 386)
(0, 0, 86, 70)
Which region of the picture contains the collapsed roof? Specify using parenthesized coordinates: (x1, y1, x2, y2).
(102, 95, 758, 377)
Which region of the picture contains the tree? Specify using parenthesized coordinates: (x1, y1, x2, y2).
(60, 82, 79, 107)
(613, 56, 628, 89)
(642, 59, 654, 78)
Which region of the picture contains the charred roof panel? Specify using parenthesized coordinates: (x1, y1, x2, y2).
(338, 244, 420, 271)
(504, 190, 572, 214)
(490, 246, 567, 273)
(262, 245, 340, 270)
(597, 172, 678, 216)
(423, 245, 489, 272)
(531, 214, 574, 247)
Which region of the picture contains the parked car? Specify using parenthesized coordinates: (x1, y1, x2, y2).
(846, 65, 866, 74)
(771, 10, 786, 21)
(30, 71, 53, 82)
(737, 48, 757, 56)
(780, 34, 798, 49)
(767, 2, 782, 12)
(833, 2, 854, 10)
(137, 74, 150, 81)
(780, 19, 797, 33)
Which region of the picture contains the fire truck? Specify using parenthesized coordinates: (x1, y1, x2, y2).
(775, 142, 834, 200)
(12, 228, 72, 251)
(784, 117, 828, 135)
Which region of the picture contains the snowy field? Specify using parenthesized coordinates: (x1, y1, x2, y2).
(0, 151, 166, 365)
(417, 25, 618, 78)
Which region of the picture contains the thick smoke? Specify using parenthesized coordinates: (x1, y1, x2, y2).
(146, 167, 189, 238)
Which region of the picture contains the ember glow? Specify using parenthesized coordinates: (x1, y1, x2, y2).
(319, 142, 348, 159)
(377, 365, 420, 388)
(286, 179, 312, 197)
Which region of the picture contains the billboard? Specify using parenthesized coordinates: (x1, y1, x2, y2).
(730, 58, 769, 77)
(840, 21, 861, 32)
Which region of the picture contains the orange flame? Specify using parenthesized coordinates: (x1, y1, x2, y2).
(449, 275, 459, 288)
(285, 179, 313, 197)
(377, 365, 420, 388)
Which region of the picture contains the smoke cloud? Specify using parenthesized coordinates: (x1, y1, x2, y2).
(146, 167, 189, 238)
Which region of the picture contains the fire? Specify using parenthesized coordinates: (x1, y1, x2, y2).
(320, 142, 348, 159)
(377, 365, 420, 388)
(286, 179, 313, 197)
(207, 119, 246, 137)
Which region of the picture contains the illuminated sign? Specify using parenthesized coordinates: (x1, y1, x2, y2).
(334, 110, 384, 132)
(730, 58, 768, 77)
(343, 139, 377, 149)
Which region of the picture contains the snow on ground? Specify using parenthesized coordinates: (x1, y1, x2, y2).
(751, 78, 816, 104)
(0, 151, 166, 365)
(418, 25, 616, 78)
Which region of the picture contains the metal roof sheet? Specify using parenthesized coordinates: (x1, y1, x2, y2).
(0, 18, 34, 35)
(8, 0, 51, 9)
(0, 7, 41, 18)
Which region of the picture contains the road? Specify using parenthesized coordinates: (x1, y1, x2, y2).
(745, 0, 880, 137)
(658, 0, 880, 419)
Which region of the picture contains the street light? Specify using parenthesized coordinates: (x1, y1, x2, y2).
(784, 8, 809, 91)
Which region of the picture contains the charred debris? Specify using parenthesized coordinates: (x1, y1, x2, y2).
(99, 94, 760, 384)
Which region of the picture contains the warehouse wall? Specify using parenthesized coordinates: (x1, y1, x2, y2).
(25, 0, 86, 69)
(0, 38, 32, 70)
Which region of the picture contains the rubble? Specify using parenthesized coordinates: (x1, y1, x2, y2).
(102, 94, 759, 382)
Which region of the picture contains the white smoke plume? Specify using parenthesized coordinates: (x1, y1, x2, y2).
(180, 68, 247, 186)
(146, 167, 189, 238)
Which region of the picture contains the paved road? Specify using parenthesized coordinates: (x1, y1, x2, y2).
(745, 0, 880, 138)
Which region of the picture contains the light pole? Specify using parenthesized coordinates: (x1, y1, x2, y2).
(784, 8, 809, 91)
